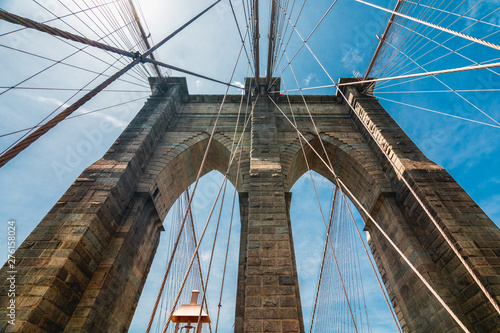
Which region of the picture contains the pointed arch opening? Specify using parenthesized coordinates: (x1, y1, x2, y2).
(130, 170, 242, 332)
(143, 136, 242, 221)
(284, 136, 471, 332)
(289, 170, 401, 332)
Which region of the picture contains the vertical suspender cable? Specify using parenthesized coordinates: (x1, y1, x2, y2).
(126, 0, 163, 77)
(253, 0, 260, 82)
(355, 0, 500, 52)
(364, 0, 403, 80)
(309, 186, 337, 332)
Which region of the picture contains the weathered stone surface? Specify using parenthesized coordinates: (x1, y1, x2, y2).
(1, 77, 499, 333)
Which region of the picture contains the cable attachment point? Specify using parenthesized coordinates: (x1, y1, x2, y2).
(133, 51, 146, 63)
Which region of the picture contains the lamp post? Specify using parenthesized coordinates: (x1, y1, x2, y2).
(171, 290, 211, 333)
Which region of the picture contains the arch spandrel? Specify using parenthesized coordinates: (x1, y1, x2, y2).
(283, 135, 392, 213)
(138, 135, 242, 221)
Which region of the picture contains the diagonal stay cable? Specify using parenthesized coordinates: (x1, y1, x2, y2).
(356, 0, 500, 52)
(0, 95, 149, 138)
(380, 37, 500, 126)
(279, 6, 500, 317)
(402, 0, 500, 28)
(0, 19, 143, 97)
(279, 62, 359, 332)
(268, 95, 472, 333)
(0, 43, 149, 88)
(160, 39, 250, 332)
(0, 49, 137, 157)
(143, 59, 241, 89)
(0, 86, 150, 93)
(0, 0, 223, 168)
(309, 186, 337, 333)
(0, 8, 136, 58)
(0, 0, 121, 37)
(370, 96, 500, 129)
(269, 0, 338, 89)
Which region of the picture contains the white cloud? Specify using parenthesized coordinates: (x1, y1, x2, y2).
(342, 48, 363, 72)
(2, 2, 499, 332)
(232, 80, 244, 89)
(35, 96, 71, 109)
(34, 96, 127, 128)
(303, 73, 316, 86)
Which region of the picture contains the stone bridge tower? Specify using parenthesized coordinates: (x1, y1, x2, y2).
(1, 77, 499, 332)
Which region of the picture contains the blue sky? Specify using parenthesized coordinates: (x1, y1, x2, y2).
(0, 0, 499, 332)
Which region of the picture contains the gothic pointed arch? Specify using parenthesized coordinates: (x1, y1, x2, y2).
(139, 135, 240, 221)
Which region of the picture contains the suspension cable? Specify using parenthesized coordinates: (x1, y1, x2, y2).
(185, 189, 213, 333)
(278, 65, 359, 332)
(364, 0, 403, 79)
(356, 0, 500, 51)
(371, 96, 500, 129)
(0, 9, 136, 58)
(391, 20, 500, 80)
(159, 34, 248, 331)
(309, 186, 337, 332)
(340, 192, 402, 333)
(270, 0, 338, 89)
(0, 0, 120, 37)
(376, 1, 497, 84)
(402, 0, 500, 29)
(278, 8, 500, 314)
(375, 18, 500, 94)
(228, 0, 255, 77)
(214, 79, 250, 331)
(268, 95, 472, 332)
(0, 0, 223, 168)
(0, 95, 149, 138)
(373, 0, 482, 80)
(380, 37, 500, 126)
